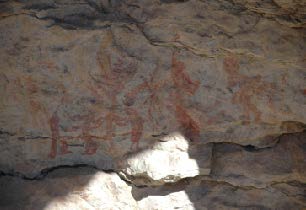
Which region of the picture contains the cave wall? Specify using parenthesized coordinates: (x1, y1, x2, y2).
(0, 0, 305, 209)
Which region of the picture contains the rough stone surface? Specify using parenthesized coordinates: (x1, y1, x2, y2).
(0, 167, 138, 210)
(210, 132, 306, 188)
(1, 0, 305, 177)
(1, 164, 305, 210)
(0, 0, 305, 209)
(118, 132, 212, 185)
(134, 179, 306, 210)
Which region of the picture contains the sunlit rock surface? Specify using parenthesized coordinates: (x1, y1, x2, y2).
(0, 0, 305, 209)
(118, 132, 212, 185)
(1, 165, 305, 210)
(0, 167, 138, 210)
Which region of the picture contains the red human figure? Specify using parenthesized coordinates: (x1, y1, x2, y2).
(171, 52, 200, 97)
(125, 107, 143, 151)
(49, 111, 59, 159)
(88, 86, 127, 142)
(123, 65, 167, 132)
(92, 31, 143, 148)
(223, 55, 276, 123)
(48, 111, 72, 158)
(68, 114, 104, 155)
(104, 105, 127, 142)
(171, 51, 201, 142)
(124, 81, 150, 106)
(175, 104, 200, 142)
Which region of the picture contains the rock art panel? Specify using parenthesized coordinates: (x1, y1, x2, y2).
(171, 52, 201, 142)
(0, 0, 305, 182)
(223, 54, 276, 123)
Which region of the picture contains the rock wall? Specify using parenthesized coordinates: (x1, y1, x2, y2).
(0, 0, 305, 209)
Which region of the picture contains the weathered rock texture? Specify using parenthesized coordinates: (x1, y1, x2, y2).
(0, 0, 305, 209)
(1, 133, 306, 210)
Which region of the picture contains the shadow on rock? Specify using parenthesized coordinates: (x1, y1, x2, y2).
(129, 131, 306, 210)
(0, 165, 137, 210)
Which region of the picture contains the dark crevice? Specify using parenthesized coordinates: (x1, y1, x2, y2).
(210, 137, 280, 152)
(131, 174, 306, 201)
(134, 23, 214, 58)
(211, 128, 305, 153)
(17, 136, 50, 141)
(0, 164, 114, 181)
(160, 0, 190, 4)
(0, 129, 16, 137)
(199, 0, 305, 28)
(16, 1, 139, 30)
(151, 132, 168, 138)
(1, 130, 304, 181)
(23, 3, 57, 11)
(84, 0, 108, 14)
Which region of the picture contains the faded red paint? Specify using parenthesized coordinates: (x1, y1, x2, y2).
(29, 100, 39, 111)
(69, 114, 104, 155)
(49, 111, 106, 157)
(171, 52, 201, 142)
(125, 107, 143, 150)
(104, 110, 127, 142)
(171, 53, 200, 96)
(47, 43, 143, 157)
(49, 111, 60, 158)
(39, 61, 57, 70)
(59, 141, 72, 155)
(124, 81, 150, 105)
(223, 55, 276, 123)
(303, 89, 306, 95)
(87, 83, 128, 145)
(281, 73, 287, 84)
(123, 66, 167, 131)
(175, 104, 200, 142)
(90, 36, 144, 149)
(124, 51, 201, 141)
(24, 76, 38, 94)
(173, 33, 181, 42)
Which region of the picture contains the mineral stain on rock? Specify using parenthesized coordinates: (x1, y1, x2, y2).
(0, 0, 305, 209)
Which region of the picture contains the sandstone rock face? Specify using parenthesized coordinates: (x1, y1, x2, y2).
(0, 0, 305, 209)
(1, 0, 305, 177)
(210, 132, 306, 188)
(1, 164, 305, 210)
(118, 132, 212, 186)
(135, 179, 306, 210)
(0, 167, 138, 210)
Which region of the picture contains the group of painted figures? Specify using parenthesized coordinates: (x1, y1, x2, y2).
(48, 41, 201, 158)
(46, 33, 275, 159)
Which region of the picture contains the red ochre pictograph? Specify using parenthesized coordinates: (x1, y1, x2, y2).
(223, 55, 276, 123)
(48, 32, 145, 157)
